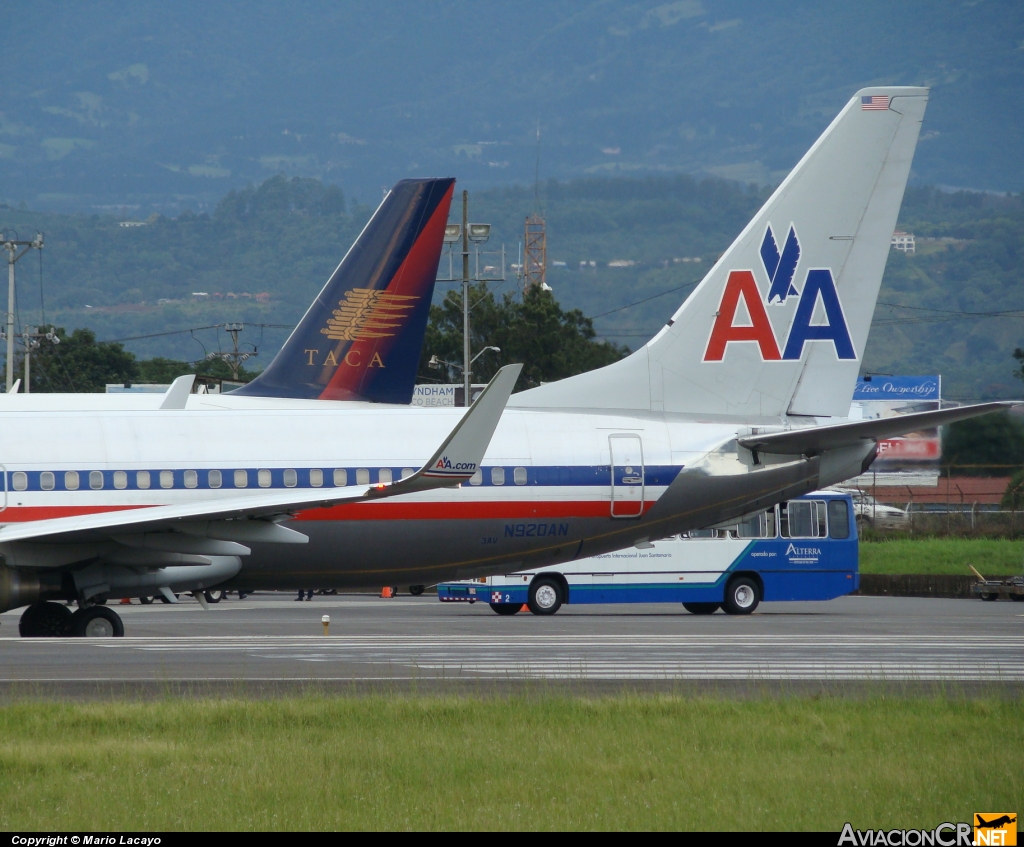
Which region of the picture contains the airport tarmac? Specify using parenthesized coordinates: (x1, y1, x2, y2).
(0, 593, 1021, 696)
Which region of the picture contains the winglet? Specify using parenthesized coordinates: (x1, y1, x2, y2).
(160, 375, 196, 410)
(376, 364, 523, 495)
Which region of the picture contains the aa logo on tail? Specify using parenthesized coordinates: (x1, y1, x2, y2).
(704, 223, 856, 362)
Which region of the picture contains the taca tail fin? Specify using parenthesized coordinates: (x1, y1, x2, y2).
(511, 87, 928, 419)
(235, 177, 455, 402)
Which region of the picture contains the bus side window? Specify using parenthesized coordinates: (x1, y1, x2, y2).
(815, 500, 827, 537)
(737, 510, 775, 538)
(686, 529, 716, 539)
(780, 501, 815, 538)
(828, 499, 850, 539)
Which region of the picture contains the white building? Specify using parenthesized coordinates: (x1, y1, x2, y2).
(891, 231, 915, 254)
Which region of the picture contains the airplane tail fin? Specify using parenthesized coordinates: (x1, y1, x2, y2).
(511, 87, 928, 419)
(235, 177, 455, 402)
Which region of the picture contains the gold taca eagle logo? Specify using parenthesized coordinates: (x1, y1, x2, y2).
(321, 288, 419, 341)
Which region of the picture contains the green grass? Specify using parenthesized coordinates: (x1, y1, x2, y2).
(860, 538, 1024, 576)
(0, 695, 1020, 831)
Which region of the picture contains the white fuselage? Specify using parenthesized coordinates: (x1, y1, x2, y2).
(0, 403, 827, 588)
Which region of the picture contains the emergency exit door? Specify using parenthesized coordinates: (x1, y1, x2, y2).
(609, 434, 644, 518)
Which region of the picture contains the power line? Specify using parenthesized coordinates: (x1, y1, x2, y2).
(102, 323, 292, 344)
(589, 281, 699, 320)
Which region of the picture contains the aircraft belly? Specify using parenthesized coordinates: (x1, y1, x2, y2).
(223, 515, 611, 590)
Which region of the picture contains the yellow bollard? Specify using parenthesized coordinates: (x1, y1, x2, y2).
(321, 614, 330, 636)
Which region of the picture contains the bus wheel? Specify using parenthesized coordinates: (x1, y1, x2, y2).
(489, 603, 521, 616)
(723, 576, 760, 615)
(528, 577, 563, 615)
(981, 592, 999, 602)
(409, 585, 425, 597)
(138, 596, 154, 605)
(682, 602, 719, 615)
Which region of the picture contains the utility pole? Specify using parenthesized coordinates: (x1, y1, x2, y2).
(205, 322, 255, 382)
(19, 326, 59, 394)
(2, 233, 44, 392)
(461, 191, 471, 408)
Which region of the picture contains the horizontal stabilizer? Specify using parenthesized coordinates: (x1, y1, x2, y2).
(159, 375, 195, 410)
(0, 364, 521, 557)
(739, 402, 1018, 455)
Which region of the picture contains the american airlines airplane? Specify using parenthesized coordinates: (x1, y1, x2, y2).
(0, 87, 1011, 638)
(0, 176, 455, 411)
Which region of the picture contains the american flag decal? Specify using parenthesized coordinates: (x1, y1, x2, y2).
(861, 95, 890, 111)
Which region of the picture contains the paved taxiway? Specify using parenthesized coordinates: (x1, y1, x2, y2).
(0, 594, 1021, 693)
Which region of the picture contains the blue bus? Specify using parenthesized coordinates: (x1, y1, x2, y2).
(437, 491, 857, 615)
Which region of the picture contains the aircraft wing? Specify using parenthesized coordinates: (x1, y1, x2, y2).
(0, 365, 522, 554)
(738, 401, 1017, 456)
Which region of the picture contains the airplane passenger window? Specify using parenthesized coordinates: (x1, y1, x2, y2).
(113, 471, 128, 490)
(491, 467, 505, 486)
(184, 470, 198, 489)
(469, 469, 483, 485)
(309, 469, 323, 487)
(283, 469, 297, 488)
(40, 472, 55, 491)
(12, 472, 27, 491)
(514, 467, 528, 485)
(65, 471, 80, 491)
(356, 468, 369, 485)
(828, 500, 850, 539)
(401, 468, 414, 480)
(378, 468, 392, 484)
(333, 469, 347, 487)
(135, 471, 149, 490)
(234, 469, 248, 488)
(257, 469, 272, 488)
(159, 471, 173, 489)
(91, 471, 105, 490)
(208, 470, 222, 489)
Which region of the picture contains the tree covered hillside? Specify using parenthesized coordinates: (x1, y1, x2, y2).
(0, 175, 1020, 400)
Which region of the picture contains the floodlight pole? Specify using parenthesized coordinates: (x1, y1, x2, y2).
(462, 190, 471, 408)
(3, 234, 43, 393)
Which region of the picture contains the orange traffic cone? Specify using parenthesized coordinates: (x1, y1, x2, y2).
(521, 604, 529, 613)
(380, 586, 393, 598)
(120, 598, 132, 605)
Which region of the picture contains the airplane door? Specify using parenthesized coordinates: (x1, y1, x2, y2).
(609, 434, 644, 519)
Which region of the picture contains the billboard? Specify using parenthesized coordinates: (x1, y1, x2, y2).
(853, 376, 941, 465)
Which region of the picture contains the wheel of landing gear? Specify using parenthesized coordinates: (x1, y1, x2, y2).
(489, 603, 521, 615)
(682, 602, 720, 615)
(204, 590, 224, 604)
(981, 592, 999, 602)
(409, 585, 425, 597)
(528, 577, 563, 616)
(722, 576, 760, 615)
(19, 602, 73, 637)
(70, 605, 124, 638)
(139, 596, 154, 605)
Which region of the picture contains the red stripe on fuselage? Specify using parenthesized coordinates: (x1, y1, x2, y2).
(0, 500, 653, 524)
(0, 505, 151, 521)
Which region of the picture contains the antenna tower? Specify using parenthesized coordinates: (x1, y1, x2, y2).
(522, 121, 546, 291)
(523, 214, 546, 291)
